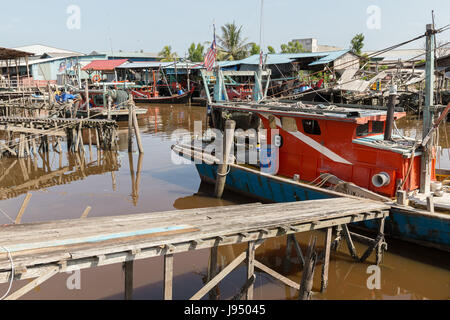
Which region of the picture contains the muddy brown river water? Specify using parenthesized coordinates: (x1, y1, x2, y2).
(0, 104, 448, 300)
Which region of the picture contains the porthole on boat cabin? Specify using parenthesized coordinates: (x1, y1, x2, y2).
(356, 120, 385, 137)
(302, 119, 321, 135)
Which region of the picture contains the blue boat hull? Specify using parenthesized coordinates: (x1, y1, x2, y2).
(196, 163, 450, 251)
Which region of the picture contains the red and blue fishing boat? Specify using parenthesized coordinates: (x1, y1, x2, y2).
(172, 25, 450, 251)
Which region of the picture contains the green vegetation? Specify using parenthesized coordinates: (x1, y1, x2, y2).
(267, 46, 276, 54)
(280, 41, 305, 53)
(216, 22, 251, 61)
(159, 45, 178, 62)
(188, 43, 205, 62)
(350, 33, 364, 55)
(249, 43, 261, 55)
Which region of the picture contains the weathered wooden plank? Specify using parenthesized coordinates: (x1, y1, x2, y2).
(0, 211, 389, 273)
(164, 254, 174, 300)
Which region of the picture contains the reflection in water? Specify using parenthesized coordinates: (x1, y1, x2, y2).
(0, 104, 448, 300)
(0, 149, 120, 201)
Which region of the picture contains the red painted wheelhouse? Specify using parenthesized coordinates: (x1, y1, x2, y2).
(211, 102, 436, 198)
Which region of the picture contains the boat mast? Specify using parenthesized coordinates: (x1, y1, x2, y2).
(420, 23, 436, 194)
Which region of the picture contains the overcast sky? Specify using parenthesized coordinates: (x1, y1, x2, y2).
(1, 0, 449, 55)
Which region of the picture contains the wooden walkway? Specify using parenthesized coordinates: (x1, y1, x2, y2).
(0, 116, 118, 157)
(0, 197, 389, 300)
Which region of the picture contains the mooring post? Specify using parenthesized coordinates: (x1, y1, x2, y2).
(164, 254, 174, 300)
(246, 241, 256, 300)
(132, 103, 144, 154)
(214, 119, 236, 198)
(123, 260, 134, 300)
(128, 100, 133, 153)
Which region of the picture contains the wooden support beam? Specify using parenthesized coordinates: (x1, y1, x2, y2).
(341, 224, 359, 261)
(321, 227, 332, 292)
(246, 241, 255, 300)
(123, 260, 133, 300)
(254, 260, 299, 290)
(190, 241, 264, 300)
(4, 267, 59, 300)
(231, 275, 256, 301)
(207, 246, 219, 300)
(164, 254, 174, 300)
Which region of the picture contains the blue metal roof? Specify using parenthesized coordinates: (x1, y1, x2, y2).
(218, 50, 350, 67)
(308, 50, 350, 66)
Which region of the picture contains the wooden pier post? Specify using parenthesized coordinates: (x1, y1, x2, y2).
(128, 102, 133, 153)
(299, 236, 317, 300)
(246, 241, 256, 300)
(164, 254, 174, 300)
(214, 120, 235, 198)
(123, 260, 134, 300)
(320, 227, 332, 292)
(132, 104, 144, 154)
(207, 246, 219, 300)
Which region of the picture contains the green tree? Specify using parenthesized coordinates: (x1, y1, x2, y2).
(249, 43, 261, 55)
(159, 45, 178, 62)
(350, 33, 364, 55)
(188, 43, 205, 62)
(280, 41, 305, 53)
(217, 22, 251, 60)
(267, 46, 276, 54)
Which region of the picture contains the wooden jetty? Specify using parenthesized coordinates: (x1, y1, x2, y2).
(0, 116, 118, 157)
(0, 197, 389, 300)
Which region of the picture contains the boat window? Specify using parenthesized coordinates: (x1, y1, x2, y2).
(302, 119, 321, 135)
(268, 115, 277, 129)
(281, 117, 298, 132)
(372, 121, 384, 134)
(356, 123, 369, 136)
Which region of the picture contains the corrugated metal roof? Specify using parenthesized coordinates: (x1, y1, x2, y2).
(308, 50, 351, 66)
(13, 44, 83, 56)
(82, 59, 129, 71)
(90, 51, 160, 59)
(218, 50, 350, 67)
(116, 61, 202, 69)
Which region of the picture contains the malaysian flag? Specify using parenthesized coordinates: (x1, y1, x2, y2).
(204, 35, 217, 71)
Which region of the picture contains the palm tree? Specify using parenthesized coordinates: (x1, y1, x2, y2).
(159, 45, 178, 62)
(217, 22, 251, 61)
(187, 43, 205, 62)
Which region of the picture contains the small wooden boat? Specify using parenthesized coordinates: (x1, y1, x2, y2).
(72, 89, 147, 121)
